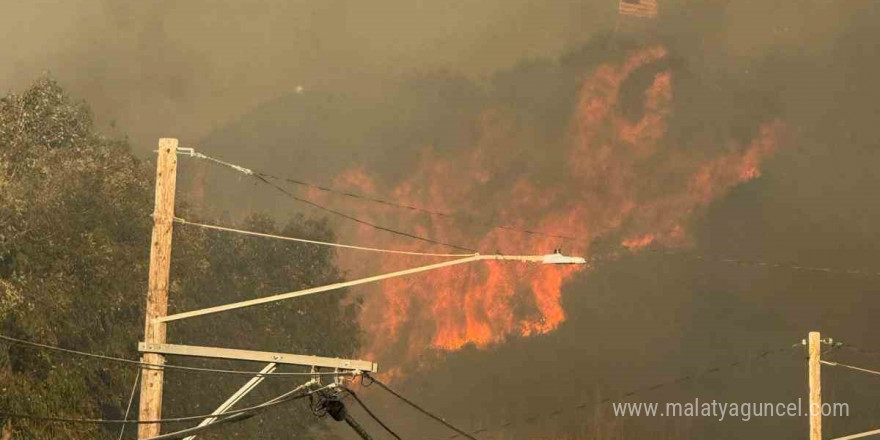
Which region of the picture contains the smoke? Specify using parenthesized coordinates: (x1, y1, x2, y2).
(4, 1, 880, 438)
(1, 0, 612, 152)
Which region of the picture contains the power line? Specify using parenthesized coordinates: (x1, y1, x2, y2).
(0, 334, 354, 378)
(181, 149, 880, 280)
(620, 248, 880, 279)
(430, 346, 797, 439)
(364, 373, 477, 440)
(0, 381, 325, 426)
(173, 216, 476, 258)
(821, 360, 880, 378)
(261, 174, 454, 217)
(259, 172, 578, 242)
(344, 388, 402, 440)
(7, 384, 327, 440)
(343, 413, 375, 440)
(182, 147, 574, 243)
(140, 411, 252, 440)
(189, 156, 880, 277)
(178, 149, 476, 253)
(839, 345, 880, 358)
(2, 381, 329, 429)
(179, 148, 254, 177)
(252, 173, 476, 253)
(134, 370, 338, 439)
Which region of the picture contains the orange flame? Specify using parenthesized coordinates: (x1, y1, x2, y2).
(622, 234, 656, 250)
(318, 46, 787, 375)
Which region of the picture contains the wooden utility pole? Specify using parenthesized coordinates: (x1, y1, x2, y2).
(139, 138, 178, 439)
(809, 331, 822, 440)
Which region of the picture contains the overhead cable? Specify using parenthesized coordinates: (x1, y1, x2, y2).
(178, 149, 476, 253)
(821, 360, 880, 378)
(180, 150, 880, 279)
(344, 388, 402, 440)
(631, 248, 880, 279)
(258, 172, 577, 242)
(426, 346, 797, 439)
(139, 412, 252, 440)
(0, 334, 354, 377)
(173, 216, 476, 258)
(0, 381, 325, 425)
(364, 373, 477, 440)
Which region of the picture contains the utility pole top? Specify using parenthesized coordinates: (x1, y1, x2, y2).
(808, 331, 822, 440)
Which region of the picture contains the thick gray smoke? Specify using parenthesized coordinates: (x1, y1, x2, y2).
(1, 0, 612, 153)
(3, 1, 879, 438)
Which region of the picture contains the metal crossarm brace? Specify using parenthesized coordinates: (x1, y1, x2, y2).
(157, 252, 586, 323)
(138, 342, 378, 372)
(184, 362, 277, 440)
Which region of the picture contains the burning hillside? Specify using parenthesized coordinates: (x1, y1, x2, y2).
(296, 45, 786, 375)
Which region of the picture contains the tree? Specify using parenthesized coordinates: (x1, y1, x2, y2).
(0, 77, 359, 439)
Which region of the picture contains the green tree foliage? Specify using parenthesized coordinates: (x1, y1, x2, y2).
(0, 78, 359, 439)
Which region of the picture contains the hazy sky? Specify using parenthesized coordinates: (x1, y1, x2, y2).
(2, 0, 615, 151)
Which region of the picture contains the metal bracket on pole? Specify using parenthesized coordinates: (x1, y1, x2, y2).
(183, 362, 277, 440)
(157, 252, 586, 324)
(138, 342, 378, 372)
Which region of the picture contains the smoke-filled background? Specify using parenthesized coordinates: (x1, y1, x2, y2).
(4, 0, 880, 438)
